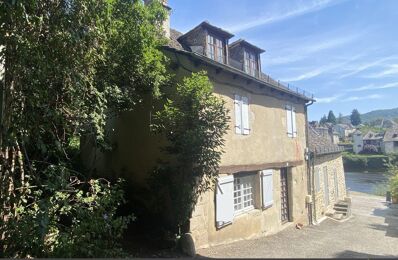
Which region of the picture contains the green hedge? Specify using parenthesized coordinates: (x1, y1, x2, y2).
(343, 153, 389, 172)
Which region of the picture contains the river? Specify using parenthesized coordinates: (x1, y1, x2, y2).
(344, 171, 390, 195)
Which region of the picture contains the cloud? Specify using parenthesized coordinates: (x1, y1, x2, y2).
(316, 95, 341, 104)
(266, 33, 362, 66)
(227, 0, 342, 33)
(363, 64, 398, 78)
(316, 94, 383, 104)
(347, 82, 398, 92)
(338, 57, 397, 79)
(341, 94, 383, 102)
(280, 54, 362, 82)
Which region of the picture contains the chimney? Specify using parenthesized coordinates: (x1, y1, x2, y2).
(144, 0, 171, 38)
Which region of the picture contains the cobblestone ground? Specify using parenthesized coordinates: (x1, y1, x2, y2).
(196, 192, 398, 258)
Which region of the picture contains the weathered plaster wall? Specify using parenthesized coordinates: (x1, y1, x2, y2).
(382, 141, 398, 154)
(313, 153, 346, 221)
(190, 166, 308, 249)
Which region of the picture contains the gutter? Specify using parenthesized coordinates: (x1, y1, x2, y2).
(304, 100, 315, 225)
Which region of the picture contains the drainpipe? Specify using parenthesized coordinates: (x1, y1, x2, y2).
(304, 99, 315, 225)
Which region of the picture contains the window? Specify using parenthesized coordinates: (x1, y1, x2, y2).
(244, 50, 257, 77)
(315, 168, 321, 192)
(286, 105, 297, 138)
(234, 175, 255, 213)
(234, 95, 250, 135)
(206, 34, 224, 63)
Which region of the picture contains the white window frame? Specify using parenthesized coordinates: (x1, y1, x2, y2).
(234, 94, 250, 135)
(207, 34, 224, 63)
(286, 105, 297, 138)
(315, 168, 321, 192)
(233, 174, 255, 214)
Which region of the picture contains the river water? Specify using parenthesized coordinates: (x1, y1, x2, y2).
(344, 171, 390, 195)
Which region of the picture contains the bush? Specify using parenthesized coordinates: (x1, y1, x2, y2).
(343, 153, 389, 171)
(1, 167, 133, 258)
(360, 144, 379, 154)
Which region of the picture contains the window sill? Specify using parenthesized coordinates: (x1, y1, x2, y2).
(234, 207, 260, 219)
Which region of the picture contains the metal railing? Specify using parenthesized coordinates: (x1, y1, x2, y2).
(260, 73, 314, 100)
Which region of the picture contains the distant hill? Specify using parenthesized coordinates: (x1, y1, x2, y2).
(343, 107, 398, 124)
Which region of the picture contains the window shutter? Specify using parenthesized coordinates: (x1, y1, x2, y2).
(315, 168, 320, 192)
(261, 170, 274, 208)
(286, 105, 293, 137)
(234, 95, 242, 134)
(216, 175, 234, 228)
(242, 96, 250, 135)
(292, 107, 297, 137)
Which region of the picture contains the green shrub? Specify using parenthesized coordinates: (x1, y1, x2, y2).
(343, 153, 389, 171)
(1, 167, 133, 258)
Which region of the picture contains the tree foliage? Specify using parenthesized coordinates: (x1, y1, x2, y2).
(350, 109, 362, 126)
(327, 110, 337, 124)
(151, 71, 229, 232)
(0, 0, 167, 256)
(320, 114, 328, 125)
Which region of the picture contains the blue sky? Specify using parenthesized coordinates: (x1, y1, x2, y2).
(168, 0, 398, 121)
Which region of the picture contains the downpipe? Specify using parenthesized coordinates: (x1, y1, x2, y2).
(304, 100, 315, 225)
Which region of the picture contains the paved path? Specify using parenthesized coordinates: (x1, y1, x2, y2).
(197, 192, 398, 258)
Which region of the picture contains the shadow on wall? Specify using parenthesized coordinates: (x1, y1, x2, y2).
(369, 204, 398, 239)
(334, 250, 395, 258)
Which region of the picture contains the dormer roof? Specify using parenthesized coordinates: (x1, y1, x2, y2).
(229, 39, 265, 54)
(178, 21, 234, 41)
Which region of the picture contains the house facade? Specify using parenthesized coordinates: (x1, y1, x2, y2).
(382, 128, 398, 154)
(80, 0, 337, 251)
(165, 21, 313, 249)
(308, 126, 348, 221)
(352, 130, 363, 154)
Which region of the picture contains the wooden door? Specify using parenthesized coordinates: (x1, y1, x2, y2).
(280, 168, 289, 223)
(334, 169, 339, 200)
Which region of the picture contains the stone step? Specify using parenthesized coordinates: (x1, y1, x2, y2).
(334, 205, 349, 211)
(334, 202, 349, 208)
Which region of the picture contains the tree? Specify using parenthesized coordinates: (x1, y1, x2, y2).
(0, 0, 167, 256)
(151, 71, 229, 233)
(337, 113, 344, 124)
(327, 110, 337, 124)
(320, 115, 328, 125)
(350, 109, 362, 126)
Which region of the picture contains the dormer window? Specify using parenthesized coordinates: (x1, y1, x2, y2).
(207, 34, 224, 63)
(244, 51, 257, 77)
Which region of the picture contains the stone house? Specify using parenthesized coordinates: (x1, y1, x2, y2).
(382, 128, 398, 154)
(308, 126, 348, 221)
(352, 129, 363, 154)
(333, 124, 354, 141)
(81, 0, 350, 251)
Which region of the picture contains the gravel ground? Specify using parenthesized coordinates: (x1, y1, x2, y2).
(196, 192, 398, 258)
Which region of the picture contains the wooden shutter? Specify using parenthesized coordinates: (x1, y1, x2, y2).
(216, 175, 234, 228)
(292, 107, 297, 137)
(261, 170, 274, 208)
(242, 96, 250, 135)
(315, 168, 320, 192)
(286, 105, 293, 137)
(234, 95, 242, 134)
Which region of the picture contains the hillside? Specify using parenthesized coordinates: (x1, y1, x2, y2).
(343, 107, 398, 124)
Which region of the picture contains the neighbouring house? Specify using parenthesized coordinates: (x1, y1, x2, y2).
(308, 126, 349, 221)
(352, 129, 363, 154)
(333, 124, 355, 141)
(362, 131, 384, 151)
(382, 128, 398, 154)
(81, 0, 333, 251)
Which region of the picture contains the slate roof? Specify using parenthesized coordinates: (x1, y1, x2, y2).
(363, 131, 384, 141)
(309, 126, 344, 155)
(165, 23, 314, 102)
(384, 128, 398, 142)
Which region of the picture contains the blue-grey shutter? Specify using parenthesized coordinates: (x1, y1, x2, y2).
(242, 96, 250, 135)
(261, 170, 274, 208)
(234, 95, 242, 134)
(286, 105, 293, 137)
(216, 175, 234, 228)
(292, 106, 297, 137)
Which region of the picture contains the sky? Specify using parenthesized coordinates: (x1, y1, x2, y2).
(168, 0, 398, 121)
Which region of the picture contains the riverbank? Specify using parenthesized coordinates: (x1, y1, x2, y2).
(343, 152, 389, 172)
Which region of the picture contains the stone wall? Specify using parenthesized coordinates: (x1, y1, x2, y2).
(313, 153, 346, 221)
